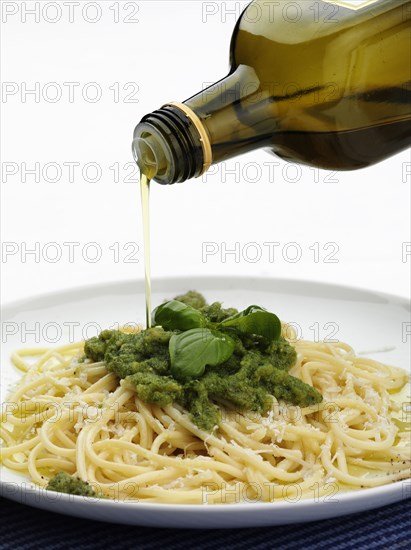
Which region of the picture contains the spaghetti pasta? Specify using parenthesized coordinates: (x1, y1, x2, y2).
(1, 329, 410, 504)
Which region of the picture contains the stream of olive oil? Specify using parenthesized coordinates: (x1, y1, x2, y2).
(140, 173, 151, 328)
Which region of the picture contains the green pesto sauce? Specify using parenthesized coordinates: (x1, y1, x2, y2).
(47, 472, 99, 497)
(84, 292, 322, 431)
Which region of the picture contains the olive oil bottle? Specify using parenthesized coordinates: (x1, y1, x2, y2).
(133, 0, 411, 184)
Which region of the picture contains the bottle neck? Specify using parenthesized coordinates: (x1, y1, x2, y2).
(133, 65, 273, 184)
(185, 65, 277, 164)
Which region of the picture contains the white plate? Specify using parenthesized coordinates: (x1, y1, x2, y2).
(1, 277, 410, 528)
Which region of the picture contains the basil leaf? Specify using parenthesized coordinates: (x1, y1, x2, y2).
(223, 305, 266, 320)
(221, 305, 281, 342)
(152, 300, 206, 331)
(169, 328, 235, 381)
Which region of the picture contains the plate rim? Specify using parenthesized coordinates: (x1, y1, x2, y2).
(0, 474, 409, 512)
(2, 275, 410, 312)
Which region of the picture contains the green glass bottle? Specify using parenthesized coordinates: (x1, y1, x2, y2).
(133, 0, 411, 184)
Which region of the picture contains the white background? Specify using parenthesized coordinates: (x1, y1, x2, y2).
(1, 0, 410, 307)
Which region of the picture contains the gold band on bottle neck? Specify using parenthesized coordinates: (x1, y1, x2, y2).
(162, 102, 212, 176)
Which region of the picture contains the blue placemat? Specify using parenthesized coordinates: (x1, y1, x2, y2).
(0, 497, 410, 550)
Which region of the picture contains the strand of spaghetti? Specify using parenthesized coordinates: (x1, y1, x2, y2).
(83, 372, 117, 393)
(151, 432, 183, 454)
(6, 375, 60, 403)
(91, 467, 183, 493)
(165, 432, 201, 451)
(133, 398, 166, 436)
(75, 386, 135, 478)
(91, 439, 246, 480)
(219, 422, 306, 465)
(335, 445, 348, 474)
(28, 442, 50, 485)
(343, 425, 393, 440)
(2, 457, 35, 471)
(0, 434, 40, 458)
(354, 357, 407, 378)
(347, 457, 410, 471)
(53, 427, 77, 449)
(143, 401, 179, 432)
(39, 414, 77, 459)
(329, 398, 380, 420)
(267, 424, 326, 443)
(0, 427, 15, 445)
(79, 443, 153, 476)
(165, 405, 305, 479)
(330, 422, 395, 451)
(30, 349, 69, 372)
(11, 348, 52, 372)
(320, 434, 407, 486)
(207, 446, 244, 470)
(305, 356, 406, 390)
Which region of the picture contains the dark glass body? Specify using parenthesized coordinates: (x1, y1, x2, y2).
(185, 0, 411, 170)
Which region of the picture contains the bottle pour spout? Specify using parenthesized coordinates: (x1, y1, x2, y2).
(132, 103, 212, 185)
